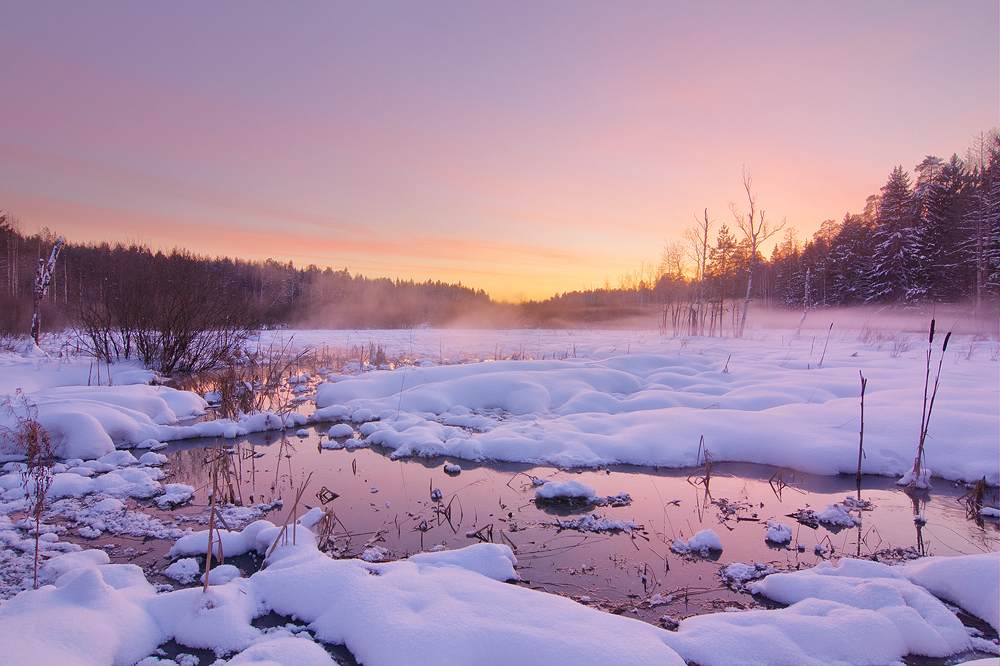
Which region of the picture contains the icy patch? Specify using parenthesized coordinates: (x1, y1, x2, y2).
(46, 496, 185, 541)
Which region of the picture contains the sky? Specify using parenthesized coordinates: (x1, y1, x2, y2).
(0, 2, 996, 301)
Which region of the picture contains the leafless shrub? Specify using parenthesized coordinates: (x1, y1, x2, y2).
(857, 324, 886, 347)
(889, 335, 913, 358)
(1, 390, 54, 589)
(73, 247, 260, 374)
(0, 333, 25, 353)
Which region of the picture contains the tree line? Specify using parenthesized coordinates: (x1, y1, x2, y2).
(536, 130, 1000, 335)
(1, 129, 997, 356)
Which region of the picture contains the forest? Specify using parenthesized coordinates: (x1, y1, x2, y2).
(1, 131, 998, 349)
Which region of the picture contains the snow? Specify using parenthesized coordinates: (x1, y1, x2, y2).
(750, 558, 976, 660)
(671, 529, 723, 555)
(326, 423, 353, 438)
(0, 328, 997, 664)
(765, 521, 793, 544)
(1, 509, 997, 666)
(902, 553, 1000, 631)
(164, 558, 202, 585)
(814, 502, 863, 527)
(534, 479, 596, 500)
(303, 330, 997, 484)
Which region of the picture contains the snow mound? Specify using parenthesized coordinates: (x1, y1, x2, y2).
(534, 479, 596, 500)
(749, 558, 974, 660)
(901, 553, 1000, 631)
(765, 521, 793, 544)
(671, 529, 723, 555)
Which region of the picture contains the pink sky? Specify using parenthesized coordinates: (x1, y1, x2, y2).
(1, 2, 996, 300)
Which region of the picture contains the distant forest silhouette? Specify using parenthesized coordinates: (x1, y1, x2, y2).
(1, 130, 997, 338)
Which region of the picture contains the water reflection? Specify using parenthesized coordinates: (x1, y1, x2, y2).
(159, 426, 999, 624)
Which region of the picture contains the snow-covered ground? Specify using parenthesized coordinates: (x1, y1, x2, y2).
(0, 326, 998, 665)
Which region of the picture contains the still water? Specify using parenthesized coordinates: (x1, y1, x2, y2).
(147, 424, 998, 628)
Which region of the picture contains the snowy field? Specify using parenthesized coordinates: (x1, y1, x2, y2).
(0, 325, 998, 665)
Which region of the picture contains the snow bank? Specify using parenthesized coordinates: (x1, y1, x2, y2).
(749, 558, 974, 660)
(902, 553, 1000, 631)
(308, 332, 999, 483)
(3, 509, 994, 666)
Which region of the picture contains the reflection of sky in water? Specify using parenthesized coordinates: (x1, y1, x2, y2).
(159, 427, 998, 625)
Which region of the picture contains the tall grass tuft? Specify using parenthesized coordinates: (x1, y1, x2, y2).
(907, 319, 951, 490)
(856, 371, 868, 490)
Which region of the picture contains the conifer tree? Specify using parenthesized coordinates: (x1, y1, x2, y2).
(868, 167, 916, 302)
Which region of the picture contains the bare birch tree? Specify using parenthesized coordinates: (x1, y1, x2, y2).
(683, 209, 713, 336)
(30, 237, 63, 346)
(731, 169, 784, 338)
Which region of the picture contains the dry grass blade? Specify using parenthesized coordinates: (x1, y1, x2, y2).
(265, 472, 314, 562)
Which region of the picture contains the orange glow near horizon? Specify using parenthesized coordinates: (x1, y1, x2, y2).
(0, 3, 996, 302)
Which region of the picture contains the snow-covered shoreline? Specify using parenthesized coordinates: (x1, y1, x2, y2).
(1, 327, 998, 665)
(5, 327, 996, 484)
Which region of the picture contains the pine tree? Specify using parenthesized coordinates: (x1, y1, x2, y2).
(909, 155, 970, 301)
(828, 213, 873, 304)
(868, 167, 916, 302)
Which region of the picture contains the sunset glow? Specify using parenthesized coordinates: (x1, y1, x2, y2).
(1, 2, 996, 300)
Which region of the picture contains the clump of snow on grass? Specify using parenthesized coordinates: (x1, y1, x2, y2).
(557, 514, 640, 534)
(155, 484, 195, 510)
(897, 466, 933, 489)
(719, 562, 776, 591)
(360, 546, 389, 562)
(671, 529, 723, 556)
(202, 564, 241, 586)
(163, 558, 201, 585)
(534, 479, 596, 500)
(765, 521, 793, 544)
(217, 636, 337, 665)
